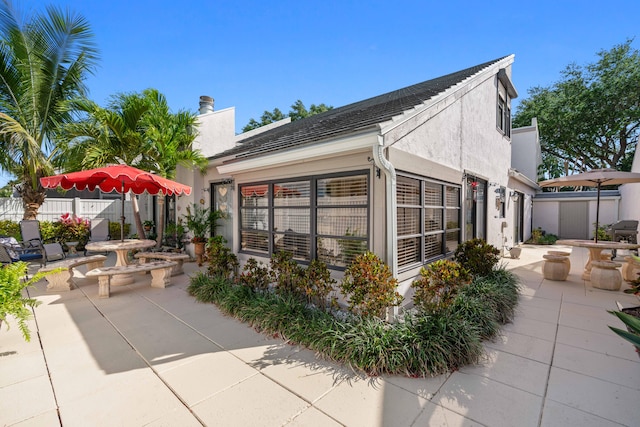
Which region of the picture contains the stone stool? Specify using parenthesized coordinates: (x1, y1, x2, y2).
(547, 251, 571, 270)
(590, 260, 622, 291)
(622, 256, 640, 282)
(543, 254, 570, 281)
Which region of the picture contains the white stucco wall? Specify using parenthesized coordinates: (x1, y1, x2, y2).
(619, 148, 640, 221)
(193, 107, 237, 158)
(533, 193, 620, 238)
(385, 58, 515, 251)
(511, 118, 541, 183)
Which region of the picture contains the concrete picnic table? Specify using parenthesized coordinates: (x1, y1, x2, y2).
(85, 239, 156, 285)
(556, 239, 640, 280)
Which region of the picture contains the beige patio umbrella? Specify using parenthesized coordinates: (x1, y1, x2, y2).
(539, 168, 640, 242)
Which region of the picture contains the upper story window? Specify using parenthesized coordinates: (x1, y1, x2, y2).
(496, 68, 517, 138)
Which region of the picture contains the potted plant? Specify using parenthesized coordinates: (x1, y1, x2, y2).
(0, 262, 44, 341)
(143, 220, 154, 232)
(183, 203, 223, 266)
(609, 303, 640, 358)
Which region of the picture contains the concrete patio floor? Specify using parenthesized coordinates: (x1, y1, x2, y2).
(1, 244, 640, 426)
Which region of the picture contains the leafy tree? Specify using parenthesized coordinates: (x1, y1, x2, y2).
(0, 1, 99, 219)
(242, 100, 333, 132)
(513, 40, 640, 180)
(142, 89, 207, 248)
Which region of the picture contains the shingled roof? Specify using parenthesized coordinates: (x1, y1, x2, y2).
(214, 56, 507, 162)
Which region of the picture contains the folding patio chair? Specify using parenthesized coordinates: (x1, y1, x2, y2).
(85, 218, 110, 255)
(19, 220, 65, 263)
(0, 236, 44, 267)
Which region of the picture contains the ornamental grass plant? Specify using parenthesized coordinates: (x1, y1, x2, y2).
(188, 240, 520, 377)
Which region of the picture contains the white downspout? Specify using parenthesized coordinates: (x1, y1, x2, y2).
(373, 134, 398, 319)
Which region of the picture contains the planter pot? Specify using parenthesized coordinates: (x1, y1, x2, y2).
(509, 247, 522, 259)
(193, 241, 206, 266)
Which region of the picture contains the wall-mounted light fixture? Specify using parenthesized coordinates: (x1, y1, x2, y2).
(367, 157, 381, 178)
(510, 191, 519, 202)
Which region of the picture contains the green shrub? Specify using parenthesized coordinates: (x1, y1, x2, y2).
(187, 260, 520, 377)
(0, 220, 20, 239)
(206, 236, 239, 279)
(527, 227, 558, 245)
(300, 259, 337, 311)
(109, 222, 131, 239)
(411, 259, 471, 314)
(595, 223, 612, 242)
(38, 220, 57, 241)
(270, 250, 304, 296)
(0, 262, 43, 341)
(454, 238, 500, 277)
(340, 251, 403, 318)
(473, 267, 520, 323)
(237, 258, 271, 292)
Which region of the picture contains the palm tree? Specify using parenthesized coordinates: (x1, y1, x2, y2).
(141, 89, 207, 248)
(64, 90, 206, 243)
(0, 1, 98, 219)
(64, 94, 154, 238)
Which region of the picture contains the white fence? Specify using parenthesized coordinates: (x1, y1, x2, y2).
(0, 197, 137, 233)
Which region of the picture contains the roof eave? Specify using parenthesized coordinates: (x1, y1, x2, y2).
(216, 127, 379, 175)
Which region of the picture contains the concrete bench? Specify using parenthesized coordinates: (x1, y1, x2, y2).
(86, 260, 176, 298)
(134, 252, 189, 276)
(39, 255, 107, 292)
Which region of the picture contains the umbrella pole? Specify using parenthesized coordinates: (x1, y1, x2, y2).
(595, 182, 601, 243)
(121, 182, 125, 241)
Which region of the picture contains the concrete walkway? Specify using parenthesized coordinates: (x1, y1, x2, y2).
(1, 245, 639, 426)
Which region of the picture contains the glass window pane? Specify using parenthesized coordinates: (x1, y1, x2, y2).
(446, 186, 460, 207)
(424, 182, 442, 206)
(240, 184, 269, 207)
(240, 208, 268, 230)
(398, 237, 420, 267)
(274, 231, 310, 261)
(397, 207, 420, 236)
(446, 208, 459, 229)
(318, 175, 367, 206)
(317, 208, 367, 237)
(397, 176, 420, 205)
(316, 237, 366, 268)
(445, 230, 459, 254)
(274, 208, 310, 234)
(273, 181, 310, 206)
(241, 230, 269, 254)
(425, 208, 443, 232)
(425, 234, 443, 259)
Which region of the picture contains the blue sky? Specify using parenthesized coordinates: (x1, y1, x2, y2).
(3, 0, 638, 186)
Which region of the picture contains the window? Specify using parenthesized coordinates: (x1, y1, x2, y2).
(239, 172, 369, 268)
(396, 174, 461, 270)
(496, 69, 516, 137)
